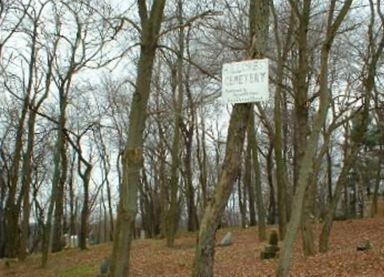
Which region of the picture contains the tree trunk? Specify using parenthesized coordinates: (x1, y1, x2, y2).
(4, 68, 29, 260)
(79, 165, 92, 250)
(184, 67, 199, 232)
(196, 110, 208, 209)
(244, 141, 256, 226)
(165, 0, 185, 246)
(192, 104, 252, 277)
(249, 113, 266, 240)
(291, 0, 312, 256)
(319, 145, 358, 252)
(41, 86, 68, 266)
(326, 147, 333, 202)
(4, 16, 39, 258)
(52, 139, 67, 253)
(98, 132, 114, 240)
(68, 152, 77, 236)
(237, 172, 247, 228)
(319, 0, 384, 250)
(301, 183, 316, 256)
(271, 5, 294, 225)
(266, 144, 276, 225)
(185, 122, 198, 232)
(371, 155, 381, 217)
(109, 1, 166, 275)
(19, 109, 38, 261)
(276, 1, 352, 275)
(193, 1, 269, 275)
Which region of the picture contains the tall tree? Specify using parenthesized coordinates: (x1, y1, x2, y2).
(276, 0, 353, 275)
(192, 0, 270, 275)
(109, 0, 167, 275)
(249, 113, 266, 241)
(271, 2, 294, 239)
(3, 0, 37, 258)
(165, 0, 185, 246)
(319, 0, 384, 253)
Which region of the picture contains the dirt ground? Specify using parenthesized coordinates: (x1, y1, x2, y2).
(1, 217, 384, 276)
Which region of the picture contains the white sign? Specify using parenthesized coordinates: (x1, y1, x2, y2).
(222, 59, 269, 104)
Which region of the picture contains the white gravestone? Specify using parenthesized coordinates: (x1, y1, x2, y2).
(218, 232, 233, 247)
(70, 235, 78, 248)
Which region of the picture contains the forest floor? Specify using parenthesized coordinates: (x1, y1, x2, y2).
(1, 217, 384, 276)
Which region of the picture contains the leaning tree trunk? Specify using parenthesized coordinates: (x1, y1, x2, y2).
(319, 144, 359, 252)
(320, 0, 384, 250)
(192, 104, 252, 277)
(192, 1, 269, 276)
(109, 1, 166, 275)
(276, 1, 352, 275)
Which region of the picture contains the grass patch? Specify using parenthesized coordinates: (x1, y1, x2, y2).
(59, 264, 97, 277)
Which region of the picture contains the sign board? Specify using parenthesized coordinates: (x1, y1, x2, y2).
(222, 59, 269, 104)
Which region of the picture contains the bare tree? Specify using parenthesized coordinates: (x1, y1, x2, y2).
(277, 0, 353, 275)
(192, 0, 270, 275)
(109, 1, 166, 275)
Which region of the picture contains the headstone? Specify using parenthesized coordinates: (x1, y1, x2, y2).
(4, 258, 18, 268)
(269, 230, 279, 246)
(98, 257, 111, 277)
(140, 230, 145, 240)
(264, 244, 279, 253)
(218, 232, 233, 247)
(134, 214, 143, 239)
(70, 235, 78, 248)
(260, 249, 277, 259)
(260, 230, 280, 260)
(63, 233, 70, 248)
(357, 240, 373, 251)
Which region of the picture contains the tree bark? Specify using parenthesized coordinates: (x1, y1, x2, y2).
(319, 0, 384, 251)
(267, 144, 277, 225)
(184, 113, 198, 232)
(192, 104, 252, 277)
(109, 1, 166, 275)
(244, 141, 256, 226)
(42, 91, 67, 267)
(192, 1, 269, 275)
(79, 163, 92, 250)
(18, 111, 36, 260)
(52, 137, 67, 253)
(196, 110, 208, 209)
(276, 1, 353, 275)
(371, 154, 382, 217)
(270, 3, 294, 238)
(249, 113, 266, 240)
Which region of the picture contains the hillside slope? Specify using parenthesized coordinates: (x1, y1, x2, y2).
(1, 217, 384, 276)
